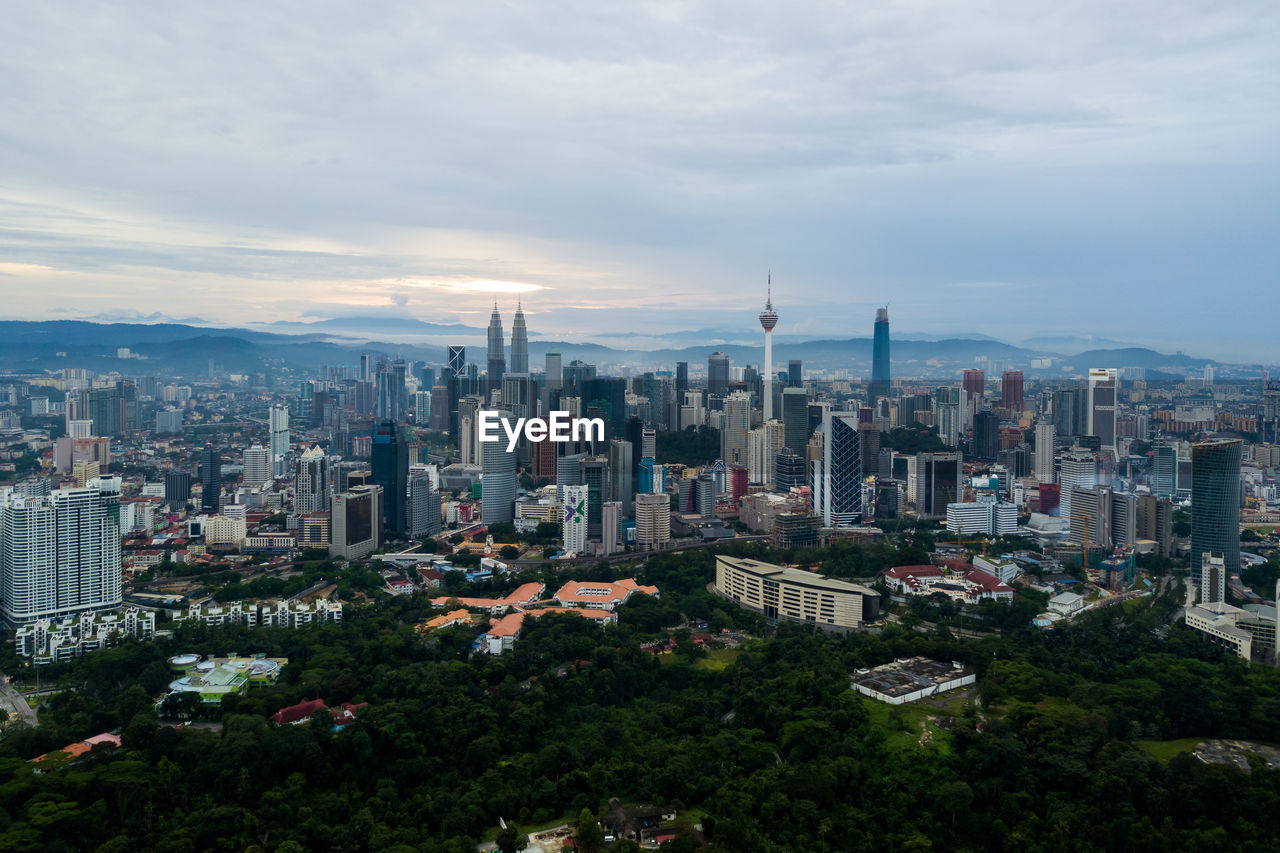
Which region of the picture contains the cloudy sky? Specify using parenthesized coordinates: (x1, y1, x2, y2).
(2, 1, 1277, 360)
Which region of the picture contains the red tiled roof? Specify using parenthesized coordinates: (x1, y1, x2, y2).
(270, 699, 326, 725)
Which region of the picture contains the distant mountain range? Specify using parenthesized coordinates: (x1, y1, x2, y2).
(0, 319, 1260, 379)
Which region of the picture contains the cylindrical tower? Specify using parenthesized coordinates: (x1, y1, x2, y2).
(759, 275, 778, 421)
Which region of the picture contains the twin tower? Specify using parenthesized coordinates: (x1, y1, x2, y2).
(485, 301, 529, 391)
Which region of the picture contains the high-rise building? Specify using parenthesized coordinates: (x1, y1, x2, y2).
(480, 411, 518, 525)
(371, 420, 408, 534)
(914, 452, 962, 519)
(973, 410, 999, 461)
(608, 439, 634, 518)
(1034, 423, 1056, 484)
(758, 276, 778, 421)
(787, 360, 802, 388)
(1059, 447, 1099, 524)
(1136, 494, 1174, 558)
(675, 362, 689, 395)
(269, 404, 290, 478)
(782, 387, 809, 456)
(545, 350, 563, 393)
(1, 478, 123, 626)
(1087, 368, 1118, 454)
(635, 492, 671, 550)
(812, 408, 861, 527)
(242, 445, 271, 487)
(510, 302, 529, 374)
(164, 471, 191, 509)
(1200, 551, 1226, 605)
(582, 457, 609, 538)
(747, 420, 784, 485)
(1152, 441, 1176, 499)
(447, 345, 466, 379)
(295, 446, 331, 515)
(721, 391, 752, 468)
(962, 369, 985, 398)
(561, 484, 588, 553)
(486, 304, 506, 392)
(407, 468, 442, 538)
(1001, 371, 1024, 413)
(708, 352, 730, 397)
(1190, 438, 1242, 584)
(330, 485, 381, 560)
(200, 445, 222, 513)
(775, 448, 805, 492)
(869, 307, 891, 401)
(1052, 387, 1081, 438)
(156, 408, 183, 435)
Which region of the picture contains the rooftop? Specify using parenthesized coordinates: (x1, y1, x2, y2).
(851, 657, 974, 699)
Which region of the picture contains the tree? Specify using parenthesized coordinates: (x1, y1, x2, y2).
(499, 545, 520, 560)
(575, 808, 604, 853)
(496, 824, 523, 853)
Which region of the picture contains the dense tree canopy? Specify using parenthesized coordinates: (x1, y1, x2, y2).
(2, 544, 1278, 852)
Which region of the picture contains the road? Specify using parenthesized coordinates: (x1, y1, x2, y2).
(0, 671, 38, 727)
(511, 534, 771, 570)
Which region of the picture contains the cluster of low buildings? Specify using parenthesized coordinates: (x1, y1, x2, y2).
(419, 577, 660, 655)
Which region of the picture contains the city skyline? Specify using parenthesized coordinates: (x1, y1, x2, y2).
(2, 3, 1277, 361)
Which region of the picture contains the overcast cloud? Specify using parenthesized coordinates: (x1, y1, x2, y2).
(1, 1, 1277, 360)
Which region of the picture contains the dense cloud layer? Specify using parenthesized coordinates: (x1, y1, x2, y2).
(1, 1, 1276, 359)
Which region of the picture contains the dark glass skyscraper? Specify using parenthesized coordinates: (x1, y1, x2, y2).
(1190, 437, 1242, 583)
(371, 420, 408, 534)
(200, 445, 221, 512)
(787, 359, 802, 388)
(973, 410, 999, 461)
(782, 387, 809, 455)
(869, 307, 890, 401)
(708, 352, 730, 397)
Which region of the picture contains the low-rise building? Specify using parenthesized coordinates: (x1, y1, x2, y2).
(1047, 591, 1085, 615)
(714, 555, 880, 631)
(553, 578, 660, 611)
(13, 607, 156, 664)
(851, 657, 976, 705)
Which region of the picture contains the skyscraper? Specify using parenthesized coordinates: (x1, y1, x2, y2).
(561, 484, 588, 553)
(813, 408, 862, 527)
(788, 360, 802, 388)
(675, 362, 688, 395)
(295, 445, 331, 515)
(582, 457, 609, 538)
(1152, 440, 1176, 499)
(708, 352, 730, 397)
(510, 302, 529, 374)
(721, 391, 752, 468)
(200, 445, 222, 513)
(782, 387, 809, 455)
(1, 478, 123, 625)
(973, 410, 999, 461)
(545, 350, 562, 392)
(1087, 368, 1118, 455)
(486, 303, 505, 393)
(371, 420, 408, 534)
(1059, 447, 1099, 524)
(758, 275, 778, 422)
(407, 468, 442, 538)
(480, 411, 518, 525)
(1001, 371, 1024, 413)
(608, 439, 634, 518)
(447, 345, 466, 379)
(242, 445, 271, 487)
(164, 471, 191, 509)
(869, 307, 890, 401)
(1190, 438, 1242, 584)
(962, 369, 985, 398)
(268, 404, 290, 478)
(635, 492, 671, 550)
(1034, 423, 1056, 484)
